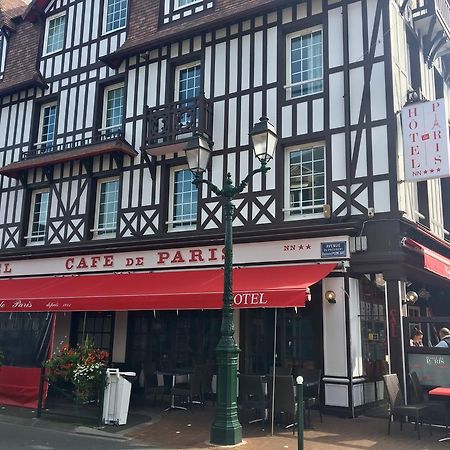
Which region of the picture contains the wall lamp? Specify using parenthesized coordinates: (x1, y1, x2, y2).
(325, 290, 336, 304)
(404, 290, 418, 305)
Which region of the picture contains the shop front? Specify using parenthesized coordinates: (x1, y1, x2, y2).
(0, 235, 354, 411)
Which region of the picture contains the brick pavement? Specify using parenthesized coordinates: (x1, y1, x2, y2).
(127, 405, 447, 450)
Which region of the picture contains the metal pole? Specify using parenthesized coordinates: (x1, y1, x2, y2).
(271, 308, 277, 436)
(210, 191, 242, 446)
(296, 376, 304, 450)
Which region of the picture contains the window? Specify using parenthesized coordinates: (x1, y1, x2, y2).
(73, 312, 114, 353)
(36, 102, 57, 151)
(44, 13, 66, 55)
(175, 62, 201, 101)
(175, 62, 201, 127)
(175, 0, 202, 9)
(101, 83, 124, 136)
(285, 144, 325, 219)
(93, 178, 119, 238)
(104, 0, 128, 33)
(286, 29, 323, 99)
(0, 33, 7, 77)
(168, 168, 197, 230)
(27, 189, 50, 245)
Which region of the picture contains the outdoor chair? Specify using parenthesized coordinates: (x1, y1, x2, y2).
(383, 373, 431, 439)
(409, 372, 447, 430)
(297, 368, 323, 426)
(145, 371, 166, 403)
(267, 375, 297, 434)
(238, 374, 269, 427)
(199, 363, 216, 405)
(170, 365, 203, 408)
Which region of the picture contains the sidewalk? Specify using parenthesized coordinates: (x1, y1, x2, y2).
(0, 402, 446, 449)
(126, 404, 446, 450)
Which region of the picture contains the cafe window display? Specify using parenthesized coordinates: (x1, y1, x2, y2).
(360, 276, 388, 382)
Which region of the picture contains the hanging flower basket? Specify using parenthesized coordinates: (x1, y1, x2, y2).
(45, 337, 108, 403)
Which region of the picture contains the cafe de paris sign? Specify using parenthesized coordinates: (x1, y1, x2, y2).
(401, 98, 450, 182)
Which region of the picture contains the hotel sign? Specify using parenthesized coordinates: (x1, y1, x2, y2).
(401, 98, 450, 182)
(0, 236, 349, 278)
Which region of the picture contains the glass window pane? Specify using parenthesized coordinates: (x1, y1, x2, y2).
(97, 179, 119, 235)
(106, 0, 128, 32)
(172, 169, 197, 228)
(288, 146, 325, 216)
(46, 15, 66, 54)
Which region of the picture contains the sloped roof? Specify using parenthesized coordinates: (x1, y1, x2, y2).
(0, 0, 27, 30)
(0, 16, 47, 97)
(105, 0, 291, 67)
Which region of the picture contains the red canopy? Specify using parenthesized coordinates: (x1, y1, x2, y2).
(0, 264, 335, 312)
(403, 238, 450, 280)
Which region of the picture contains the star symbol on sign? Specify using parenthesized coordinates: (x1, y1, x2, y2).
(430, 169, 434, 173)
(306, 244, 311, 250)
(299, 245, 304, 250)
(437, 168, 441, 172)
(424, 170, 428, 174)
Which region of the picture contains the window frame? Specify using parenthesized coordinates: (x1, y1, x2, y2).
(26, 188, 50, 245)
(167, 166, 198, 232)
(0, 32, 7, 78)
(100, 82, 125, 136)
(174, 0, 203, 11)
(42, 11, 66, 57)
(283, 142, 326, 221)
(285, 27, 323, 100)
(36, 101, 58, 151)
(92, 177, 120, 239)
(174, 61, 201, 102)
(103, 0, 128, 35)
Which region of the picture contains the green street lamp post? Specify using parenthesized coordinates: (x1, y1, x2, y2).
(185, 117, 278, 446)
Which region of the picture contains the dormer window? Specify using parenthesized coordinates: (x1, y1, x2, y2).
(0, 32, 7, 78)
(104, 0, 128, 33)
(162, 0, 213, 25)
(175, 0, 202, 9)
(43, 13, 66, 56)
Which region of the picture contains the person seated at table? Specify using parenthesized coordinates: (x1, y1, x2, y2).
(410, 328, 424, 347)
(435, 328, 450, 347)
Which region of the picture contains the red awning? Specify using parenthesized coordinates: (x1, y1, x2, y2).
(403, 238, 450, 280)
(0, 264, 335, 312)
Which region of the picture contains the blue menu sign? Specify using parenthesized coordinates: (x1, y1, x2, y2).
(321, 241, 347, 258)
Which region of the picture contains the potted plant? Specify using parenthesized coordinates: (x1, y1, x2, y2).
(45, 337, 108, 403)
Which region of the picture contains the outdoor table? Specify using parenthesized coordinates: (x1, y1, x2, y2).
(429, 387, 450, 442)
(158, 369, 193, 412)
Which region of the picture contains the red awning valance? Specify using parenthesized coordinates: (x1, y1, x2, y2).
(403, 238, 450, 280)
(0, 264, 335, 312)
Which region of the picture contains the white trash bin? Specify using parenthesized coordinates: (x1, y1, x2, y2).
(102, 368, 136, 425)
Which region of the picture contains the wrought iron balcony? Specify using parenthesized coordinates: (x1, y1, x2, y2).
(410, 0, 450, 64)
(142, 93, 213, 155)
(0, 129, 137, 180)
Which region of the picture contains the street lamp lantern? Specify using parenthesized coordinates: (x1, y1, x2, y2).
(249, 116, 278, 164)
(184, 133, 211, 176)
(185, 117, 278, 446)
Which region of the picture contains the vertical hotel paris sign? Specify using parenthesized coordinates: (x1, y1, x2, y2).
(401, 98, 450, 181)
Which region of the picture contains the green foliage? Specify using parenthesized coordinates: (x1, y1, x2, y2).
(45, 337, 108, 403)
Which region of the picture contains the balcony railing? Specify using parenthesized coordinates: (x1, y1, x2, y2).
(411, 0, 450, 38)
(142, 93, 213, 150)
(21, 130, 124, 161)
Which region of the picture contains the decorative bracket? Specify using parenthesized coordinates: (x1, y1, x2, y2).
(111, 151, 124, 170)
(400, 0, 411, 15)
(42, 165, 54, 183)
(81, 156, 93, 176)
(142, 151, 156, 180)
(17, 171, 27, 187)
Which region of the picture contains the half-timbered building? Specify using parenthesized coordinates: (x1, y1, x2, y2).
(1, 0, 450, 416)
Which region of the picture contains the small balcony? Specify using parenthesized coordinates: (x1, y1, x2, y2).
(141, 93, 213, 156)
(0, 130, 137, 179)
(410, 0, 450, 64)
